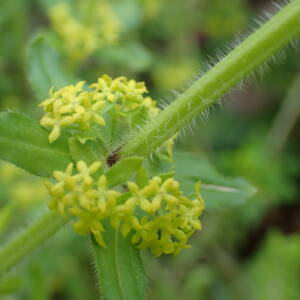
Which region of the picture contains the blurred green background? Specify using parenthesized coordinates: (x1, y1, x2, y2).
(1, 0, 300, 299)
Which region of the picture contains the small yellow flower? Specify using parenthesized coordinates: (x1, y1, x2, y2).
(49, 1, 120, 62)
(45, 161, 205, 255)
(39, 82, 106, 143)
(40, 75, 165, 144)
(128, 177, 205, 256)
(90, 75, 158, 116)
(45, 161, 121, 246)
(50, 3, 98, 61)
(90, 75, 125, 102)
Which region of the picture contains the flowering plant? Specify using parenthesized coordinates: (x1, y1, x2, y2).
(0, 1, 300, 299)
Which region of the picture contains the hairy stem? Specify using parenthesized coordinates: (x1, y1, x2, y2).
(121, 0, 300, 158)
(0, 211, 70, 277)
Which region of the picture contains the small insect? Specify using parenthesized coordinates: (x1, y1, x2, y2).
(106, 147, 121, 167)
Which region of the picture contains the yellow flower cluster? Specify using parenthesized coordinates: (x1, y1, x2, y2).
(39, 81, 106, 143)
(90, 75, 159, 115)
(90, 75, 173, 157)
(39, 75, 159, 143)
(50, 1, 120, 61)
(95, 0, 120, 46)
(50, 3, 97, 61)
(45, 161, 116, 246)
(45, 161, 204, 255)
(128, 177, 205, 256)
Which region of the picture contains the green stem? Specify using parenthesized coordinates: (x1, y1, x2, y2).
(0, 211, 70, 277)
(121, 0, 300, 158)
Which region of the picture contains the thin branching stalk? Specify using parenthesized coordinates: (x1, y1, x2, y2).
(0, 211, 70, 277)
(121, 0, 300, 158)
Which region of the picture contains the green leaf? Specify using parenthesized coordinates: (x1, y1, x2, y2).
(174, 151, 256, 208)
(68, 137, 98, 165)
(91, 226, 146, 300)
(136, 166, 149, 188)
(0, 112, 72, 177)
(106, 157, 143, 187)
(26, 33, 72, 100)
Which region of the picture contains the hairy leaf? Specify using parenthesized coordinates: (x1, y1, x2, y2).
(0, 112, 71, 177)
(174, 151, 256, 208)
(91, 226, 146, 300)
